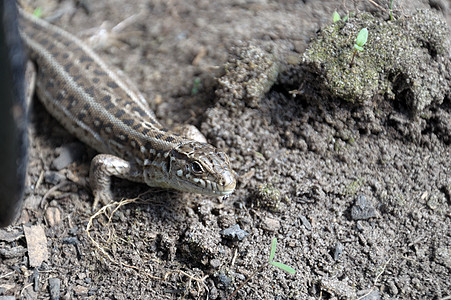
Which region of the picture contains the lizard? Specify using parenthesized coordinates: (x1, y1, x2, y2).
(18, 7, 236, 207)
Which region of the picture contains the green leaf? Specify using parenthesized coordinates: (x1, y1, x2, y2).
(342, 14, 349, 22)
(270, 261, 296, 274)
(355, 28, 368, 47)
(33, 7, 43, 18)
(269, 238, 277, 262)
(191, 77, 201, 95)
(332, 12, 341, 23)
(354, 44, 364, 51)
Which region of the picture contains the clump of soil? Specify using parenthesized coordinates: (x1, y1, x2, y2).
(216, 44, 280, 108)
(302, 10, 451, 113)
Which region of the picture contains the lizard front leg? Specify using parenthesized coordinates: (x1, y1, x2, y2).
(89, 154, 142, 207)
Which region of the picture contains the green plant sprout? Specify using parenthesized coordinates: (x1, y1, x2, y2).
(342, 13, 349, 22)
(389, 0, 394, 21)
(33, 7, 43, 18)
(333, 11, 341, 23)
(191, 77, 201, 95)
(227, 238, 295, 299)
(350, 27, 368, 68)
(268, 238, 296, 273)
(333, 11, 350, 23)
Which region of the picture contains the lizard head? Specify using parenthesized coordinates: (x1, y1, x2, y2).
(143, 141, 236, 196)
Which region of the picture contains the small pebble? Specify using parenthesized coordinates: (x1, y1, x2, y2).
(210, 259, 221, 269)
(351, 195, 376, 220)
(0, 246, 27, 259)
(49, 278, 60, 300)
(45, 207, 62, 227)
(334, 242, 344, 261)
(62, 237, 79, 246)
(321, 277, 356, 298)
(0, 229, 23, 242)
(220, 224, 249, 241)
(52, 143, 85, 170)
(217, 273, 232, 288)
(300, 215, 312, 230)
(73, 285, 89, 296)
(32, 268, 39, 292)
(357, 289, 381, 300)
(23, 195, 41, 210)
(387, 280, 399, 295)
(23, 224, 49, 268)
(261, 217, 281, 232)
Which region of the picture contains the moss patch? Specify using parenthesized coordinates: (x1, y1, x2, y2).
(303, 10, 451, 113)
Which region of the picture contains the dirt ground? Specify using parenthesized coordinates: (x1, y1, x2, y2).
(1, 0, 450, 299)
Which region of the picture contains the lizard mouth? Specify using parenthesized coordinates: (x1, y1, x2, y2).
(215, 180, 236, 195)
(187, 177, 236, 196)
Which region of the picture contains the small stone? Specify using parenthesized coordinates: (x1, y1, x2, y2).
(334, 242, 344, 261)
(426, 193, 441, 210)
(0, 284, 15, 295)
(45, 207, 61, 227)
(52, 143, 85, 170)
(73, 285, 89, 296)
(48, 278, 60, 300)
(210, 259, 221, 269)
(434, 246, 450, 268)
(356, 221, 365, 231)
(23, 195, 42, 210)
(220, 224, 249, 241)
(0, 246, 27, 259)
(300, 215, 312, 230)
(358, 289, 381, 300)
(351, 195, 377, 220)
(261, 217, 281, 232)
(387, 280, 399, 295)
(217, 273, 232, 288)
(62, 237, 81, 258)
(321, 277, 356, 298)
(23, 224, 49, 267)
(209, 285, 218, 300)
(0, 229, 23, 242)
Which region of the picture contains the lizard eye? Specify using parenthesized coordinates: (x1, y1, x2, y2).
(191, 161, 204, 174)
